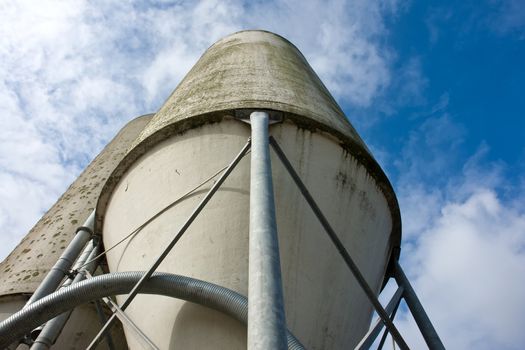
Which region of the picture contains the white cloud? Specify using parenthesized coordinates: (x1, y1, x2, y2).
(245, 0, 395, 106)
(395, 114, 466, 185)
(140, 0, 243, 103)
(389, 114, 525, 349)
(0, 80, 77, 259)
(397, 185, 443, 240)
(367, 56, 429, 118)
(397, 188, 525, 349)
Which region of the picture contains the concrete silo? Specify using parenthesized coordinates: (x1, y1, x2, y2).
(0, 30, 444, 350)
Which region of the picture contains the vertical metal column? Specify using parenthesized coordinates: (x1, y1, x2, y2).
(248, 111, 287, 350)
(394, 261, 445, 350)
(31, 241, 101, 350)
(26, 211, 95, 305)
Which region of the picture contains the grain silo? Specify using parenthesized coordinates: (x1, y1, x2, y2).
(0, 30, 443, 350)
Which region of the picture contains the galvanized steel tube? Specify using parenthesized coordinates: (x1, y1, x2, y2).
(31, 241, 101, 350)
(26, 211, 95, 305)
(248, 111, 287, 350)
(394, 262, 445, 350)
(29, 238, 98, 342)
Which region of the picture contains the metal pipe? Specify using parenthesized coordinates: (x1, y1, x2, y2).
(88, 140, 251, 349)
(29, 239, 98, 342)
(355, 286, 404, 350)
(377, 298, 401, 350)
(26, 211, 95, 305)
(0, 272, 304, 350)
(31, 241, 101, 350)
(248, 111, 288, 350)
(94, 300, 116, 350)
(394, 262, 445, 350)
(269, 137, 409, 350)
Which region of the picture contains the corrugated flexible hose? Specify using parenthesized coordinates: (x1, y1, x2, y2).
(0, 271, 304, 349)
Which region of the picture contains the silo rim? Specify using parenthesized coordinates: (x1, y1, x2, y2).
(207, 29, 305, 55)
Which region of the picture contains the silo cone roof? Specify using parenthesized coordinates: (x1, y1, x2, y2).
(97, 30, 401, 259)
(0, 114, 153, 296)
(132, 30, 367, 151)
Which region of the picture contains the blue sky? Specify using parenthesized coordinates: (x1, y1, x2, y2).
(356, 0, 525, 183)
(0, 1, 524, 349)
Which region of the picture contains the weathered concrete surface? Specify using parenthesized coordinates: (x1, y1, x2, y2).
(0, 295, 26, 322)
(102, 120, 393, 349)
(96, 30, 400, 257)
(133, 30, 365, 150)
(0, 115, 152, 296)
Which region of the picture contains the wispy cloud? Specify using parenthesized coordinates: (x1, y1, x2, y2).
(396, 114, 466, 185)
(425, 1, 525, 44)
(489, 0, 525, 39)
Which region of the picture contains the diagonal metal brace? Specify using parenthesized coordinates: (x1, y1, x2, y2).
(87, 140, 252, 349)
(355, 286, 404, 349)
(394, 262, 445, 350)
(269, 136, 409, 350)
(100, 296, 158, 349)
(85, 271, 158, 350)
(377, 289, 403, 350)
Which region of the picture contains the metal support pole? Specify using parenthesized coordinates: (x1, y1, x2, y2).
(26, 211, 95, 305)
(248, 111, 287, 350)
(94, 300, 116, 350)
(394, 262, 445, 350)
(355, 286, 404, 350)
(30, 238, 97, 343)
(87, 140, 251, 350)
(269, 137, 409, 350)
(377, 298, 401, 350)
(31, 240, 101, 350)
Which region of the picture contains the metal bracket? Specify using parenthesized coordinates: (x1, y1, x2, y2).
(65, 269, 78, 279)
(75, 225, 94, 237)
(234, 109, 283, 125)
